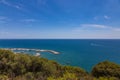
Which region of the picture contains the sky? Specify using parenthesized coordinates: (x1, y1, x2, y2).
(0, 0, 120, 39)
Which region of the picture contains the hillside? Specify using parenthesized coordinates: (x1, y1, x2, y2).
(0, 49, 120, 80)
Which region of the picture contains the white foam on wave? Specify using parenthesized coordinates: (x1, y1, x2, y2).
(0, 48, 60, 55)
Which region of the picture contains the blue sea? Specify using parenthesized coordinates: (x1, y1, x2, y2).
(0, 39, 120, 72)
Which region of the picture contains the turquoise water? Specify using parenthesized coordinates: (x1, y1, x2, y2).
(0, 39, 120, 72)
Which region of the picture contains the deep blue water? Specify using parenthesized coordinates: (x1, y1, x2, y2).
(0, 39, 120, 72)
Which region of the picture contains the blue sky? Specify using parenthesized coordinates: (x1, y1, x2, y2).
(0, 0, 120, 39)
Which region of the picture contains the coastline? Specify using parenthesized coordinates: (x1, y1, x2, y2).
(0, 49, 120, 80)
(0, 48, 60, 55)
(0, 39, 120, 72)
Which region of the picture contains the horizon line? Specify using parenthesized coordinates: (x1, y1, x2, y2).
(0, 38, 120, 40)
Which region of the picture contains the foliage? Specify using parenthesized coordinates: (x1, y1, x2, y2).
(47, 72, 78, 80)
(0, 75, 8, 80)
(0, 49, 120, 80)
(0, 49, 87, 80)
(93, 77, 119, 80)
(92, 61, 120, 78)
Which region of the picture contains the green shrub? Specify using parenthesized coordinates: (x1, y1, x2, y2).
(92, 61, 120, 78)
(47, 72, 78, 80)
(1, 49, 120, 80)
(0, 75, 8, 80)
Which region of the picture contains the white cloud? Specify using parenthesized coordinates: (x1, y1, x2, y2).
(104, 15, 110, 19)
(94, 15, 111, 20)
(112, 28, 120, 31)
(94, 16, 98, 20)
(73, 24, 120, 32)
(14, 5, 22, 10)
(0, 31, 9, 35)
(0, 16, 7, 20)
(0, 0, 22, 10)
(0, 0, 10, 6)
(21, 19, 37, 23)
(0, 16, 6, 20)
(0, 16, 9, 23)
(71, 24, 120, 39)
(81, 24, 108, 29)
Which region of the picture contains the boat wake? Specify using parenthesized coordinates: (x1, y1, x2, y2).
(90, 43, 104, 47)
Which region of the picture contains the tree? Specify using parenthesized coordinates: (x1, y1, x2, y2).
(92, 61, 120, 79)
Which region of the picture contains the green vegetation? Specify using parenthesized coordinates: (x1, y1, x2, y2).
(0, 49, 120, 80)
(92, 61, 120, 78)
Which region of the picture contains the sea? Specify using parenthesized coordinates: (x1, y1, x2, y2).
(0, 39, 120, 72)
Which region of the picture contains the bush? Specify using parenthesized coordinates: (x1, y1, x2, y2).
(1, 49, 120, 80)
(47, 72, 78, 80)
(0, 75, 8, 80)
(92, 61, 120, 79)
(62, 66, 87, 77)
(0, 49, 88, 80)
